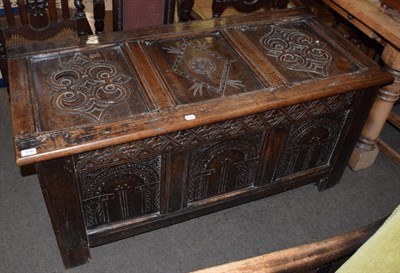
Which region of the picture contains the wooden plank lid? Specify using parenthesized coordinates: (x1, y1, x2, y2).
(8, 8, 393, 166)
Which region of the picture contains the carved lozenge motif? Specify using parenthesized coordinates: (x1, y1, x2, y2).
(163, 39, 245, 97)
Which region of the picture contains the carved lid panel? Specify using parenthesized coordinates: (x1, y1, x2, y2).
(231, 20, 359, 82)
(9, 9, 393, 166)
(30, 45, 150, 131)
(139, 32, 266, 105)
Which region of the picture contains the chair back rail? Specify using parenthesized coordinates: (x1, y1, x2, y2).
(213, 0, 289, 17)
(179, 0, 289, 21)
(91, 0, 175, 34)
(0, 0, 92, 85)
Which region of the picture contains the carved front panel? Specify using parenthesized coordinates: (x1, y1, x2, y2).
(275, 112, 348, 179)
(74, 92, 356, 170)
(236, 20, 358, 82)
(30, 45, 149, 131)
(73, 92, 356, 228)
(142, 32, 266, 105)
(76, 156, 161, 230)
(188, 133, 264, 203)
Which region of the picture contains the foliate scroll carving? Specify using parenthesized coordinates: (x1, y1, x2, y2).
(75, 92, 356, 171)
(275, 112, 348, 179)
(77, 157, 161, 229)
(163, 40, 244, 97)
(259, 25, 333, 76)
(188, 133, 264, 202)
(47, 52, 133, 122)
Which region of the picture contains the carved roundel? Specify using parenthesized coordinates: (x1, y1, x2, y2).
(188, 57, 217, 74)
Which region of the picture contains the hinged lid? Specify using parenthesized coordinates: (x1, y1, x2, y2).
(8, 8, 393, 166)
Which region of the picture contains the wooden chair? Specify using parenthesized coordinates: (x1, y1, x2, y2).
(0, 0, 92, 84)
(179, 0, 289, 21)
(92, 0, 176, 34)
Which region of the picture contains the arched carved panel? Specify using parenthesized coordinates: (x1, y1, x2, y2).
(275, 112, 348, 179)
(188, 133, 264, 203)
(78, 157, 161, 229)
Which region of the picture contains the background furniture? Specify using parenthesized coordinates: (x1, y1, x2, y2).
(192, 217, 387, 273)
(0, 0, 92, 83)
(193, 203, 400, 273)
(212, 0, 288, 18)
(337, 205, 400, 273)
(321, 0, 400, 169)
(92, 0, 176, 34)
(192, 203, 400, 272)
(179, 0, 289, 21)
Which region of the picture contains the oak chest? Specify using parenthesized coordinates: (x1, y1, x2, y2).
(8, 8, 392, 268)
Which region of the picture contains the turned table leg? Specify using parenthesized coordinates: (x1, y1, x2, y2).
(36, 157, 90, 269)
(349, 44, 399, 170)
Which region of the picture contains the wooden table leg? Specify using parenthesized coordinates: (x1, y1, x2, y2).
(349, 44, 400, 170)
(36, 157, 90, 269)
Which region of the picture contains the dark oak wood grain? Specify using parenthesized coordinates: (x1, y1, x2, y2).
(7, 8, 393, 268)
(36, 157, 90, 269)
